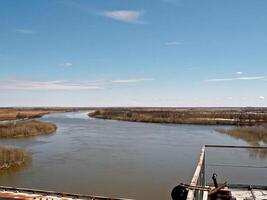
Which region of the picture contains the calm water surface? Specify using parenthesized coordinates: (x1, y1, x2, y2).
(0, 112, 266, 200)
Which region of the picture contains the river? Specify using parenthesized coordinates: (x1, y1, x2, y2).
(0, 112, 266, 200)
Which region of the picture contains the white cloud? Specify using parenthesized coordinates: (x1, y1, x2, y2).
(205, 78, 236, 82)
(236, 71, 243, 75)
(0, 80, 101, 91)
(0, 78, 154, 91)
(59, 62, 73, 67)
(16, 29, 34, 34)
(100, 10, 144, 23)
(62, 1, 145, 24)
(205, 76, 265, 82)
(259, 96, 265, 100)
(238, 76, 265, 80)
(165, 41, 182, 46)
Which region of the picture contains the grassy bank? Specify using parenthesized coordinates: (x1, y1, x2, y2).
(0, 146, 31, 170)
(0, 109, 57, 121)
(0, 120, 57, 138)
(89, 108, 267, 125)
(0, 107, 82, 121)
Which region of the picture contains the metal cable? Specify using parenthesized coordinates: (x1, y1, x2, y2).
(206, 163, 267, 168)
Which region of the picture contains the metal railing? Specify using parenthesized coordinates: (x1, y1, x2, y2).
(186, 145, 267, 200)
(0, 186, 134, 200)
(186, 146, 206, 200)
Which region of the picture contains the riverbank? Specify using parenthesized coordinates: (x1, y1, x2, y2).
(89, 108, 267, 125)
(0, 146, 31, 170)
(0, 108, 78, 121)
(0, 120, 57, 138)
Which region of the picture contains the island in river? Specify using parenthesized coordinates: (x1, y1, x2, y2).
(0, 146, 31, 170)
(0, 120, 57, 138)
(0, 108, 62, 170)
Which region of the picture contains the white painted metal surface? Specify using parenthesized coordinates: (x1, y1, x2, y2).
(185, 145, 267, 200)
(231, 189, 267, 200)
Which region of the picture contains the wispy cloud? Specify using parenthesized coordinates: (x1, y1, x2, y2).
(61, 1, 145, 24)
(0, 78, 154, 91)
(16, 29, 34, 34)
(205, 78, 236, 82)
(165, 41, 182, 46)
(59, 62, 73, 67)
(0, 80, 101, 91)
(100, 10, 145, 24)
(205, 76, 265, 82)
(259, 96, 265, 100)
(236, 71, 243, 75)
(238, 76, 265, 80)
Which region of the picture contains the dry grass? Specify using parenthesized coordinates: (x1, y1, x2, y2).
(0, 146, 31, 170)
(0, 109, 55, 120)
(0, 108, 62, 172)
(216, 125, 267, 146)
(0, 108, 78, 121)
(0, 120, 57, 138)
(0, 109, 50, 121)
(89, 108, 267, 125)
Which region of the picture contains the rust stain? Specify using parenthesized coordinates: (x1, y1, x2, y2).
(0, 186, 134, 200)
(0, 192, 42, 199)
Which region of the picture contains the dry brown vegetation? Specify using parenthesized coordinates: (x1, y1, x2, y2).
(0, 146, 31, 170)
(89, 108, 267, 125)
(0, 108, 64, 171)
(0, 109, 48, 121)
(0, 107, 83, 121)
(0, 120, 57, 138)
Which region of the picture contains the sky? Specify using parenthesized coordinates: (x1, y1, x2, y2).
(0, 0, 267, 107)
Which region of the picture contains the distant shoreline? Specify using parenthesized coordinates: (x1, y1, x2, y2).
(89, 108, 267, 126)
(0, 108, 87, 121)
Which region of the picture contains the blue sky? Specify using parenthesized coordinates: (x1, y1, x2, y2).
(0, 0, 267, 107)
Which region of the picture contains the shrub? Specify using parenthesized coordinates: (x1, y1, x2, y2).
(0, 120, 57, 138)
(0, 146, 31, 170)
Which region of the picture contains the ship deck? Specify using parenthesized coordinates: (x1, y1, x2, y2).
(186, 145, 267, 200)
(208, 185, 267, 200)
(230, 188, 267, 200)
(0, 186, 134, 200)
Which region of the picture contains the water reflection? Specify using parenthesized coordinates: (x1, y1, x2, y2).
(215, 125, 267, 159)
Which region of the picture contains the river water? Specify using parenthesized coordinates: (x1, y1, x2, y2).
(0, 112, 266, 200)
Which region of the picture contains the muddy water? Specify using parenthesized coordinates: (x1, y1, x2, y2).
(0, 112, 266, 200)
